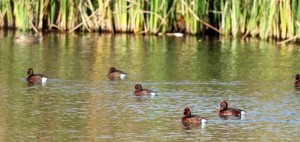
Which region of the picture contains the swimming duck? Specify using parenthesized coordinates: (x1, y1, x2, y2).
(181, 107, 206, 125)
(107, 67, 127, 80)
(218, 101, 245, 118)
(134, 84, 156, 97)
(26, 68, 48, 85)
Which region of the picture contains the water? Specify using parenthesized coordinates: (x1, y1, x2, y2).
(0, 31, 300, 141)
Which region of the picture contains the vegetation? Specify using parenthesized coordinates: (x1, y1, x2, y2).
(0, 0, 300, 42)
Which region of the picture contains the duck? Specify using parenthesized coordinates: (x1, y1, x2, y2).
(181, 107, 206, 125)
(295, 73, 300, 89)
(15, 34, 43, 44)
(107, 67, 127, 80)
(134, 84, 156, 97)
(218, 101, 245, 117)
(26, 68, 48, 85)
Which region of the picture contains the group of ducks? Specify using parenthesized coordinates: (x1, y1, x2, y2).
(182, 72, 300, 125)
(26, 67, 157, 97)
(26, 66, 248, 126)
(107, 67, 157, 97)
(181, 73, 300, 125)
(182, 101, 245, 126)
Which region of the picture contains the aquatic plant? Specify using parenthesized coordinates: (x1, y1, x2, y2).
(0, 0, 300, 42)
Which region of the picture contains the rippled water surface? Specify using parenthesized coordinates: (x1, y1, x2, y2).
(1, 32, 300, 141)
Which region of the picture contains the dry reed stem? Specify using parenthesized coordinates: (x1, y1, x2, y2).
(69, 8, 100, 33)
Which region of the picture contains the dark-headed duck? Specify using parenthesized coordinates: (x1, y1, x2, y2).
(134, 84, 156, 97)
(26, 68, 48, 85)
(181, 107, 206, 125)
(107, 67, 127, 80)
(218, 101, 245, 117)
(295, 74, 300, 89)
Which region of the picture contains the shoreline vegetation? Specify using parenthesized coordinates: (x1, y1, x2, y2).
(0, 0, 299, 44)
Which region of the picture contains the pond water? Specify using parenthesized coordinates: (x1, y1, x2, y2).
(0, 31, 300, 141)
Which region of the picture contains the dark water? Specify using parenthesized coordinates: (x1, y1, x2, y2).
(0, 31, 300, 141)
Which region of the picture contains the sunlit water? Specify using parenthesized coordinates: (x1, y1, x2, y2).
(0, 31, 300, 141)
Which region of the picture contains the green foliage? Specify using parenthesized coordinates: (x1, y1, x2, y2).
(0, 0, 299, 41)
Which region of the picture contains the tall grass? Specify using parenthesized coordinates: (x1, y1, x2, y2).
(0, 0, 300, 42)
(114, 0, 128, 32)
(127, 0, 144, 33)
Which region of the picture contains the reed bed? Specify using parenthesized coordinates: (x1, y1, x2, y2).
(0, 0, 300, 42)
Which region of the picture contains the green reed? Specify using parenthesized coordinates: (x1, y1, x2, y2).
(292, 0, 300, 35)
(128, 0, 143, 33)
(49, 0, 57, 29)
(118, 0, 128, 32)
(221, 0, 231, 36)
(0, 0, 13, 27)
(230, 0, 240, 37)
(60, 0, 67, 30)
(181, 0, 204, 34)
(148, 0, 159, 33)
(1, 0, 300, 42)
(243, 0, 258, 38)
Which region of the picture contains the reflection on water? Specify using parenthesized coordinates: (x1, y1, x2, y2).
(0, 31, 300, 141)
